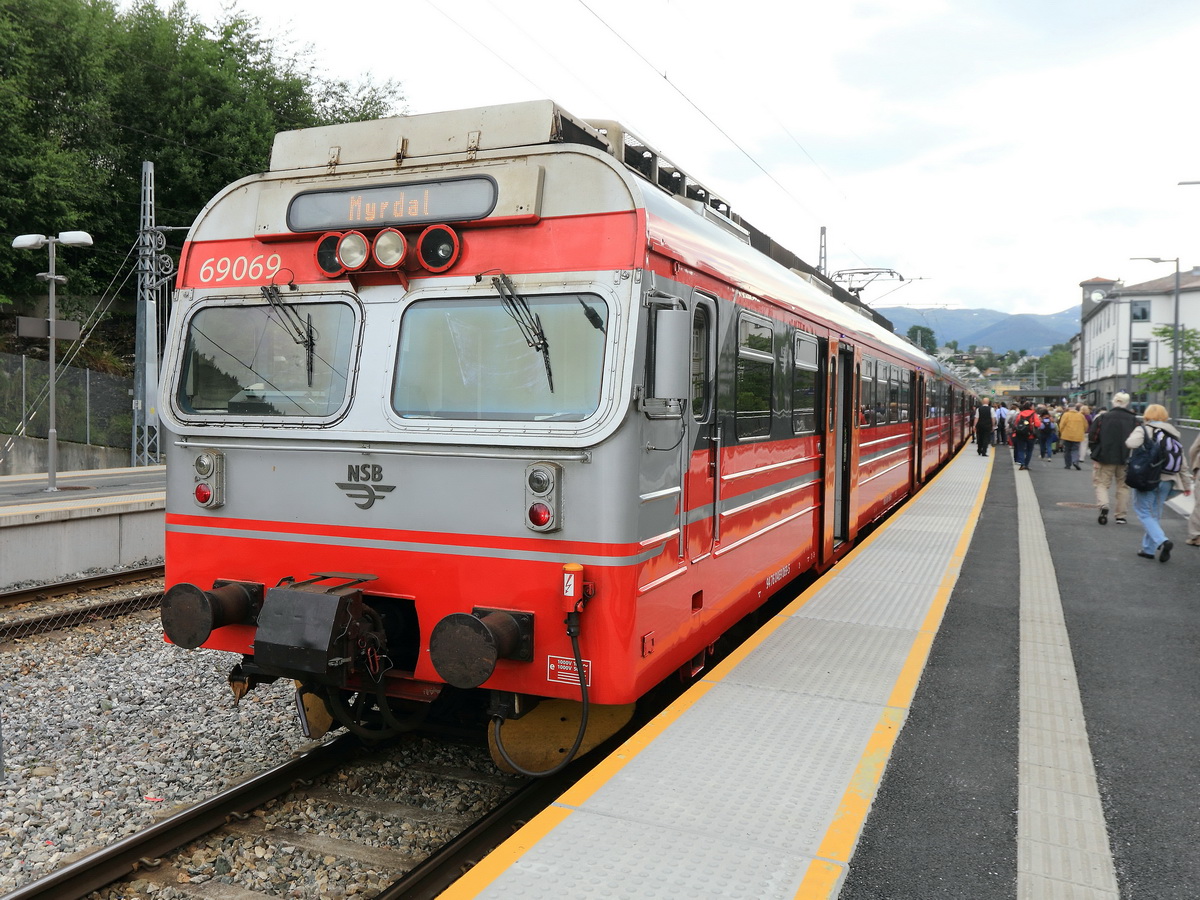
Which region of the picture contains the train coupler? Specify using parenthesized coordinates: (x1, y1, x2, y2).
(227, 663, 276, 703)
(252, 573, 384, 685)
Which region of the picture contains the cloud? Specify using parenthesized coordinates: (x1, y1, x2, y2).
(141, 0, 1200, 317)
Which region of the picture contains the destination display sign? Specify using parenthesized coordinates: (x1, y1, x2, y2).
(287, 176, 498, 232)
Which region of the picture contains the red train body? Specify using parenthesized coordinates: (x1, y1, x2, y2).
(158, 101, 973, 769)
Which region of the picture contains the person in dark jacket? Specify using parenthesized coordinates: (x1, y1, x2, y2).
(1089, 391, 1139, 525)
(973, 397, 993, 456)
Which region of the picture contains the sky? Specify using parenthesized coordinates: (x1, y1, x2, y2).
(142, 0, 1200, 317)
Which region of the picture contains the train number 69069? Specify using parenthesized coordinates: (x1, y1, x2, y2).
(197, 253, 282, 284)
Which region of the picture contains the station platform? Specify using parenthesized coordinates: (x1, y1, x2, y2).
(0, 466, 165, 587)
(446, 443, 1200, 899)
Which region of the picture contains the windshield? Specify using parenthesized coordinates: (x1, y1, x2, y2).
(176, 300, 356, 418)
(393, 293, 609, 421)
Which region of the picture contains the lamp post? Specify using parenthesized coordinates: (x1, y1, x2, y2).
(11, 230, 93, 491)
(1130, 256, 1180, 419)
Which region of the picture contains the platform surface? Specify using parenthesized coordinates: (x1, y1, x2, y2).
(446, 442, 1200, 899)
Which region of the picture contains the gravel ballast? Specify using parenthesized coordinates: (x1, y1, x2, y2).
(1, 610, 313, 893)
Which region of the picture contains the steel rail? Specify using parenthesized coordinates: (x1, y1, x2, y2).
(0, 565, 165, 609)
(375, 731, 628, 900)
(0, 590, 164, 643)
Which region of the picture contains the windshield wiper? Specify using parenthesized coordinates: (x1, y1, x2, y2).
(492, 274, 553, 393)
(578, 297, 606, 333)
(261, 285, 317, 387)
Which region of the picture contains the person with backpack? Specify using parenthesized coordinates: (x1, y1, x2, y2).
(1089, 392, 1138, 525)
(1124, 404, 1192, 562)
(1037, 408, 1057, 462)
(1010, 401, 1041, 470)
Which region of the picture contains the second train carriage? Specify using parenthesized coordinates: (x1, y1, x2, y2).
(159, 100, 974, 771)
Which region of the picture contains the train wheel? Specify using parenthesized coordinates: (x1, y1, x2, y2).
(488, 700, 635, 773)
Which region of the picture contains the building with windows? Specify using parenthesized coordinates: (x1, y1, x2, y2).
(1075, 271, 1200, 412)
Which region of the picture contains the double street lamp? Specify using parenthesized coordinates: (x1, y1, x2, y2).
(11, 230, 93, 491)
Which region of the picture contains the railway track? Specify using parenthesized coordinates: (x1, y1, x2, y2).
(0, 565, 164, 643)
(0, 730, 543, 900)
(0, 565, 165, 610)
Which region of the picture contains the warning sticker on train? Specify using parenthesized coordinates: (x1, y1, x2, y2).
(548, 655, 592, 686)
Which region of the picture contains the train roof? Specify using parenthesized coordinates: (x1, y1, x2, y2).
(268, 100, 963, 387)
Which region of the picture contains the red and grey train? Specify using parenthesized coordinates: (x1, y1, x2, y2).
(159, 100, 974, 773)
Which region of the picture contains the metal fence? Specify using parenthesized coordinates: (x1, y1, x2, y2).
(0, 352, 133, 448)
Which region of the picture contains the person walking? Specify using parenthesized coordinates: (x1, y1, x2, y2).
(1089, 392, 1138, 525)
(973, 397, 994, 456)
(993, 401, 1008, 446)
(1037, 408, 1057, 462)
(1125, 404, 1192, 562)
(1058, 403, 1088, 470)
(1187, 431, 1200, 546)
(1010, 401, 1041, 470)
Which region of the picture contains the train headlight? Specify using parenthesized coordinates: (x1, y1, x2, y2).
(336, 231, 369, 270)
(316, 232, 344, 276)
(372, 228, 408, 268)
(195, 452, 215, 478)
(524, 462, 561, 532)
(416, 224, 460, 272)
(527, 467, 553, 494)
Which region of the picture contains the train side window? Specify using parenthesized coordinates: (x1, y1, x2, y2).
(691, 305, 711, 421)
(899, 370, 911, 421)
(792, 332, 818, 434)
(860, 357, 875, 425)
(888, 366, 901, 423)
(736, 313, 773, 439)
(877, 366, 889, 423)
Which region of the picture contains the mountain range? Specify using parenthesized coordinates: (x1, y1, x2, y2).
(876, 306, 1079, 356)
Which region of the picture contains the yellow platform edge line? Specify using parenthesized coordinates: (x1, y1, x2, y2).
(438, 805, 574, 899)
(808, 707, 906, 874)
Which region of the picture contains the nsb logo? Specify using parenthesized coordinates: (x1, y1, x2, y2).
(336, 464, 396, 510)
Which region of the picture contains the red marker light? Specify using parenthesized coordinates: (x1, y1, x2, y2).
(194, 483, 213, 505)
(528, 502, 553, 528)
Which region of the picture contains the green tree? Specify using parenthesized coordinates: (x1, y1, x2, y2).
(1137, 325, 1200, 418)
(1016, 343, 1072, 388)
(906, 324, 937, 355)
(1, 0, 405, 313)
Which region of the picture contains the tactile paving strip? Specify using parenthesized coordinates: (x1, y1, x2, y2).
(484, 807, 811, 900)
(721, 618, 919, 705)
(796, 577, 941, 630)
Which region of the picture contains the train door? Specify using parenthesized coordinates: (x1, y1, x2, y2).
(913, 371, 927, 485)
(685, 293, 718, 563)
(823, 340, 857, 559)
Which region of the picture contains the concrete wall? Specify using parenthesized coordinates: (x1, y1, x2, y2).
(0, 435, 131, 476)
(0, 500, 164, 587)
